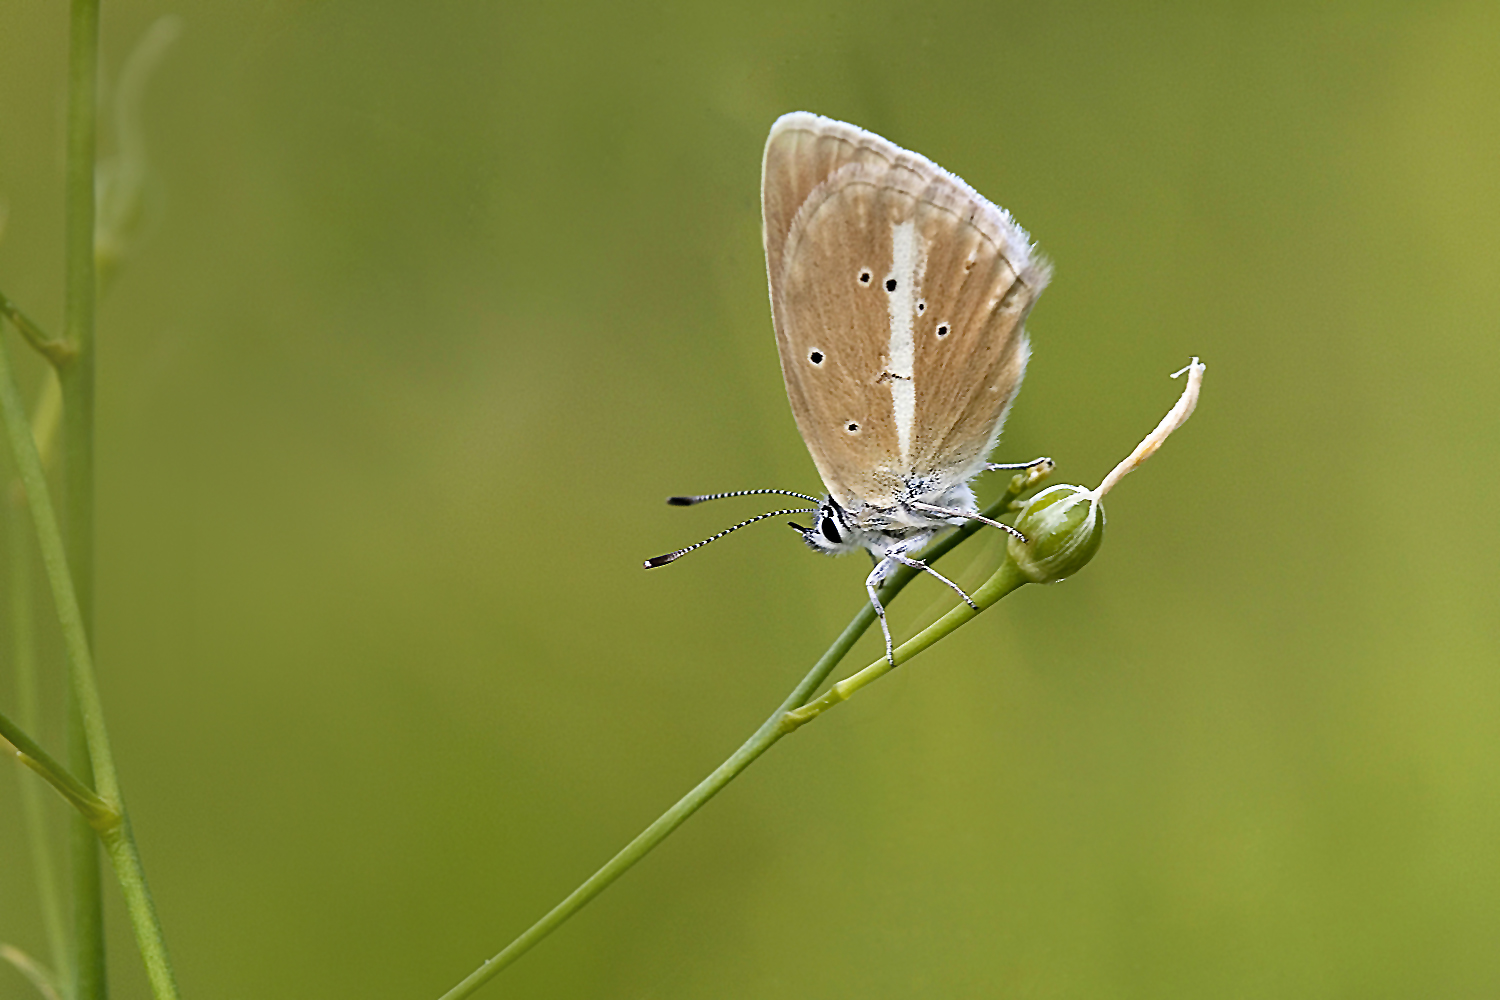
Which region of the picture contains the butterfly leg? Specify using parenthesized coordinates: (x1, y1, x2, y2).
(864, 572, 897, 668)
(907, 501, 1026, 542)
(983, 456, 1053, 473)
(889, 554, 979, 611)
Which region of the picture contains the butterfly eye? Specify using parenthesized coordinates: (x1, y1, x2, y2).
(858, 269, 872, 284)
(884, 278, 897, 292)
(917, 300, 926, 314)
(819, 515, 842, 544)
(936, 323, 950, 337)
(808, 350, 824, 365)
(845, 422, 859, 433)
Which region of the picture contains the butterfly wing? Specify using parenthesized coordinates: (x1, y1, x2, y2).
(762, 112, 1050, 512)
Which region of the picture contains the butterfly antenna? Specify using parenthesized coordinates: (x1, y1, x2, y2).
(644, 508, 818, 568)
(666, 488, 820, 506)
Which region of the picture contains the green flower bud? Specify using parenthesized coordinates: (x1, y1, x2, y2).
(1007, 485, 1105, 584)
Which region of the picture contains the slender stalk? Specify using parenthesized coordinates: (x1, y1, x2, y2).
(437, 607, 878, 1000)
(437, 467, 1053, 999)
(0, 334, 181, 1000)
(67, 715, 103, 1000)
(98, 827, 177, 999)
(9, 487, 72, 979)
(95, 15, 182, 293)
(784, 560, 1031, 728)
(0, 292, 75, 366)
(61, 0, 103, 995)
(1095, 359, 1205, 497)
(0, 706, 116, 826)
(0, 944, 63, 1000)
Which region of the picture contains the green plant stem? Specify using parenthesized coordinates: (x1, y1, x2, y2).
(0, 292, 75, 366)
(62, 0, 103, 996)
(0, 335, 181, 1000)
(9, 488, 71, 980)
(98, 828, 177, 999)
(438, 466, 1052, 1000)
(437, 604, 878, 1000)
(0, 707, 116, 826)
(67, 709, 103, 1000)
(0, 943, 63, 1000)
(784, 559, 1030, 728)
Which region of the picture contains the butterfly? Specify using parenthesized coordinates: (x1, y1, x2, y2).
(647, 112, 1051, 665)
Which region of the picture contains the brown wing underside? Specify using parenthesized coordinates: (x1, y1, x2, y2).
(762, 113, 1050, 511)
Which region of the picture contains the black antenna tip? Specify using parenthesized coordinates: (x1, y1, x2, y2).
(644, 553, 678, 569)
(666, 496, 697, 506)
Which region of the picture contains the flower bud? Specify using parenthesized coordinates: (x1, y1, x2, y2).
(1007, 485, 1105, 584)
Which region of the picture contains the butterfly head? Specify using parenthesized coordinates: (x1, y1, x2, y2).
(788, 497, 865, 556)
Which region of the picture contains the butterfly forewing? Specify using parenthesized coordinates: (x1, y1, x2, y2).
(763, 113, 1050, 511)
(772, 173, 913, 509)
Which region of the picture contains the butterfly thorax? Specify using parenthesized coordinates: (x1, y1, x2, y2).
(799, 478, 977, 561)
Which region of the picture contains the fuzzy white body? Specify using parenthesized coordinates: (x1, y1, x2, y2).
(801, 481, 985, 652)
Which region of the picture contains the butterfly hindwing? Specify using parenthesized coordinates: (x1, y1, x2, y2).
(905, 194, 1040, 484)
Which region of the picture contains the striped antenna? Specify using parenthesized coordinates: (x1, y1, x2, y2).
(666, 488, 820, 506)
(644, 508, 818, 568)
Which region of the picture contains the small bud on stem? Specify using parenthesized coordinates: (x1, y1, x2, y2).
(1009, 484, 1105, 584)
(1008, 358, 1206, 584)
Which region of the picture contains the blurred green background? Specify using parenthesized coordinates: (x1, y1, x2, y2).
(3, 1, 1499, 997)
